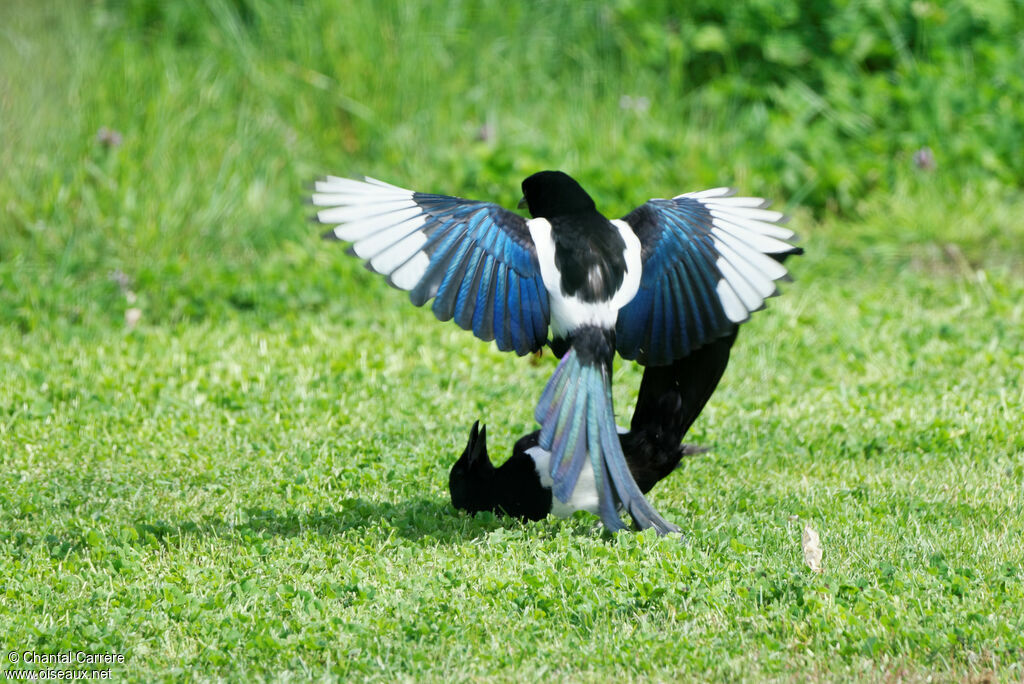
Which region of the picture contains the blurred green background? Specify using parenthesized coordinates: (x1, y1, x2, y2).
(2, 1, 1022, 680)
(2, 0, 1022, 331)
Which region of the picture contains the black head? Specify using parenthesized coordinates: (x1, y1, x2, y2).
(520, 170, 596, 218)
(448, 421, 495, 513)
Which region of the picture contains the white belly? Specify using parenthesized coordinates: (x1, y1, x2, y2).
(526, 445, 600, 517)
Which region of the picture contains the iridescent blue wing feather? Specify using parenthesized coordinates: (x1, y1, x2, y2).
(313, 176, 549, 355)
(617, 188, 802, 366)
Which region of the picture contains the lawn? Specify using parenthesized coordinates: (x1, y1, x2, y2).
(2, 1, 1023, 680)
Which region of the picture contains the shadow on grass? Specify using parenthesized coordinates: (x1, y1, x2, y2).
(133, 497, 516, 547)
(235, 497, 511, 543)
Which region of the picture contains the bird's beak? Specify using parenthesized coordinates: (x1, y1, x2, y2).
(517, 196, 528, 210)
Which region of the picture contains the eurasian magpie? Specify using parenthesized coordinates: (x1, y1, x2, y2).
(312, 171, 800, 534)
(448, 327, 738, 522)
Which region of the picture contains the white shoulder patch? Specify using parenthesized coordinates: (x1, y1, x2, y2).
(609, 219, 642, 309)
(527, 218, 559, 295)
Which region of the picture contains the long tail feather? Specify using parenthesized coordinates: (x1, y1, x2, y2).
(534, 330, 680, 535)
(588, 385, 626, 531)
(538, 352, 587, 501)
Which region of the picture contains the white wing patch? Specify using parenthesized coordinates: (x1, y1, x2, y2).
(678, 186, 734, 200)
(679, 188, 798, 324)
(312, 176, 432, 290)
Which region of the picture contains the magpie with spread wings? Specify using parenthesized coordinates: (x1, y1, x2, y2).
(312, 170, 801, 534)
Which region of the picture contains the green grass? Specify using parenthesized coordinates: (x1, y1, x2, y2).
(2, 1, 1023, 680)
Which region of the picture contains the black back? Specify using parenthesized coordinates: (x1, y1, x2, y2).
(549, 214, 627, 300)
(521, 170, 627, 301)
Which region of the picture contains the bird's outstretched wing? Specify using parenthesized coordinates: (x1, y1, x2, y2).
(313, 176, 550, 355)
(616, 187, 802, 366)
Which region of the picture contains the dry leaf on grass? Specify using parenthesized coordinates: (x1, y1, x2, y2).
(802, 523, 823, 573)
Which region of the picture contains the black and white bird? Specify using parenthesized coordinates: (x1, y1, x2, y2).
(448, 328, 738, 522)
(312, 170, 800, 534)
